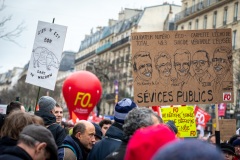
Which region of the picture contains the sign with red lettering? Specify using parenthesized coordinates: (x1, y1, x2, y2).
(161, 106, 197, 138)
(131, 29, 233, 106)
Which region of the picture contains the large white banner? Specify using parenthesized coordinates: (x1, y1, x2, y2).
(26, 21, 67, 90)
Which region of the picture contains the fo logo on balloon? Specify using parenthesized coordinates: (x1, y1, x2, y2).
(62, 71, 102, 122)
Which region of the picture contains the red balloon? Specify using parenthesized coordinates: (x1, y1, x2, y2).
(62, 71, 102, 121)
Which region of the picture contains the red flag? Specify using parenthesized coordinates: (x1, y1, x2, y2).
(194, 106, 211, 127)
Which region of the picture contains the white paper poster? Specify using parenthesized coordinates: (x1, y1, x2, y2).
(26, 21, 67, 90)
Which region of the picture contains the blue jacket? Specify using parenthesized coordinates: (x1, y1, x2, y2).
(87, 122, 124, 160)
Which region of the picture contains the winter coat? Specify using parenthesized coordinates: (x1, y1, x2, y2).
(0, 145, 32, 160)
(87, 122, 124, 160)
(35, 110, 66, 146)
(0, 136, 17, 154)
(104, 140, 128, 160)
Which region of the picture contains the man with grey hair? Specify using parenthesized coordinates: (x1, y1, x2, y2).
(105, 107, 162, 160)
(0, 124, 58, 160)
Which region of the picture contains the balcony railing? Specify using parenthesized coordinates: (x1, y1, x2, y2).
(175, 0, 224, 22)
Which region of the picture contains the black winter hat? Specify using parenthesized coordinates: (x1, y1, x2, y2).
(166, 120, 178, 134)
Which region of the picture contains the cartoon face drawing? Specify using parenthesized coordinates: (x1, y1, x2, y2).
(192, 50, 209, 75)
(212, 48, 230, 75)
(133, 51, 153, 82)
(155, 52, 172, 78)
(174, 49, 191, 77)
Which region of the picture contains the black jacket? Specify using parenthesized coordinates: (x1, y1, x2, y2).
(104, 140, 128, 160)
(87, 122, 124, 160)
(0, 145, 32, 160)
(0, 136, 17, 154)
(35, 110, 66, 146)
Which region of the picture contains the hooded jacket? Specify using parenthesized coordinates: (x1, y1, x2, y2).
(35, 110, 66, 146)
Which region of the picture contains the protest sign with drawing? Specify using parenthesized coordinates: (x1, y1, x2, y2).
(131, 29, 233, 107)
(26, 21, 67, 90)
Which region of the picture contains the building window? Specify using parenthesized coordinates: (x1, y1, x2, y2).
(188, 22, 192, 30)
(195, 19, 199, 30)
(234, 2, 238, 21)
(223, 7, 228, 25)
(192, 0, 196, 13)
(203, 15, 207, 29)
(232, 30, 237, 50)
(181, 25, 184, 30)
(213, 11, 217, 29)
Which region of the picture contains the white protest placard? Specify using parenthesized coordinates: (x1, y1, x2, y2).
(26, 21, 67, 90)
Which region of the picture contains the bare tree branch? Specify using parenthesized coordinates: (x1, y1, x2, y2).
(0, 0, 26, 46)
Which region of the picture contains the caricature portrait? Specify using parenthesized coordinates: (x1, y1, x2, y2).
(212, 46, 233, 92)
(154, 52, 173, 90)
(192, 50, 214, 89)
(172, 49, 194, 90)
(133, 51, 153, 83)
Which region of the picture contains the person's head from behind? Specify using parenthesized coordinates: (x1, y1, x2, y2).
(54, 103, 63, 124)
(38, 96, 56, 114)
(99, 119, 112, 136)
(18, 124, 57, 160)
(92, 122, 103, 142)
(152, 139, 224, 160)
(72, 120, 96, 150)
(133, 51, 153, 81)
(1, 111, 44, 140)
(174, 49, 191, 77)
(123, 107, 162, 140)
(6, 101, 25, 115)
(207, 134, 216, 144)
(114, 98, 138, 125)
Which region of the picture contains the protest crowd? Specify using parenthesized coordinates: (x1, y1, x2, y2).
(0, 96, 238, 160)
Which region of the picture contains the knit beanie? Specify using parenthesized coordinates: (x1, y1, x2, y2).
(114, 98, 137, 124)
(38, 96, 56, 112)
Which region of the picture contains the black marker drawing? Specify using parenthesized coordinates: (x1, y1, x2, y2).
(32, 47, 60, 70)
(154, 52, 173, 90)
(133, 51, 153, 83)
(172, 49, 194, 90)
(212, 46, 233, 92)
(191, 50, 214, 89)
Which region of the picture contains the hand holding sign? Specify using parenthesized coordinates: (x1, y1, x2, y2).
(62, 71, 102, 121)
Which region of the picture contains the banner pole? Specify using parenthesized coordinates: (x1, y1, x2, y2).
(215, 103, 220, 146)
(34, 18, 55, 113)
(34, 87, 41, 113)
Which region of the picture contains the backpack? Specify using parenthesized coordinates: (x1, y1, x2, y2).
(58, 144, 77, 157)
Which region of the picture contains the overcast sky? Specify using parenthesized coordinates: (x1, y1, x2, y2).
(0, 0, 181, 73)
